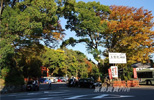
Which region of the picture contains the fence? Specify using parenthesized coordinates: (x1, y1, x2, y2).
(113, 80, 140, 87)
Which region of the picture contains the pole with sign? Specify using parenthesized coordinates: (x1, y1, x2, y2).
(109, 53, 127, 64)
(108, 52, 127, 79)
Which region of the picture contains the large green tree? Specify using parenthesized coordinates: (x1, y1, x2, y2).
(63, 48, 86, 78)
(40, 47, 65, 76)
(0, 0, 64, 85)
(61, 1, 110, 62)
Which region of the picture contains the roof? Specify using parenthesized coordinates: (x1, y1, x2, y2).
(131, 63, 151, 68)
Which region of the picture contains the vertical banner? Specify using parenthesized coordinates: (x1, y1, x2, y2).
(111, 66, 118, 78)
(133, 68, 138, 79)
(108, 69, 112, 79)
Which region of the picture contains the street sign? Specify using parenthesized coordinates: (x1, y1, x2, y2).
(109, 53, 127, 64)
(111, 66, 118, 78)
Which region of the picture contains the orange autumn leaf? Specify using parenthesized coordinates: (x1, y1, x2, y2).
(103, 5, 154, 63)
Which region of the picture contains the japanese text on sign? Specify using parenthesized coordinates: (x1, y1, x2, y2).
(111, 66, 118, 78)
(109, 53, 127, 64)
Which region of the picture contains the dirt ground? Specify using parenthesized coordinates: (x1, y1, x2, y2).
(0, 78, 5, 87)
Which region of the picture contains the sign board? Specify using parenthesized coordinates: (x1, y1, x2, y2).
(109, 53, 127, 64)
(108, 69, 112, 79)
(133, 68, 138, 79)
(111, 66, 118, 78)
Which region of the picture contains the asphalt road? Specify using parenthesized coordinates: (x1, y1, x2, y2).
(1, 83, 154, 100)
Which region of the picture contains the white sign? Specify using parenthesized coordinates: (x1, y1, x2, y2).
(109, 53, 127, 64)
(111, 66, 118, 78)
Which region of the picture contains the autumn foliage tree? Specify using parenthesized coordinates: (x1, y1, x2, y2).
(102, 5, 154, 64)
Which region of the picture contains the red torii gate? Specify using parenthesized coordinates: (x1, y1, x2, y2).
(41, 66, 49, 77)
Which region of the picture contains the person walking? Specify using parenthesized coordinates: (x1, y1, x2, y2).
(32, 80, 36, 90)
(48, 79, 52, 90)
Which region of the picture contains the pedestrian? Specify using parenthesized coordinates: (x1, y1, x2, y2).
(32, 80, 36, 90)
(48, 79, 52, 90)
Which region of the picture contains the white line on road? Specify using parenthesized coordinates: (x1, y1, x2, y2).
(44, 91, 65, 94)
(120, 95, 134, 97)
(65, 95, 87, 99)
(18, 97, 53, 100)
(93, 94, 109, 99)
(27, 93, 41, 95)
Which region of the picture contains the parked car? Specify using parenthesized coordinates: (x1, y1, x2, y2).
(44, 78, 50, 83)
(59, 77, 67, 82)
(67, 78, 78, 87)
(77, 78, 101, 88)
(50, 77, 58, 83)
(39, 78, 49, 83)
(39, 78, 46, 83)
(26, 80, 39, 91)
(57, 78, 62, 82)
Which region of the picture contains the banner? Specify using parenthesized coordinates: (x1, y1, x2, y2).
(133, 68, 138, 79)
(108, 69, 112, 79)
(109, 53, 127, 64)
(111, 66, 118, 78)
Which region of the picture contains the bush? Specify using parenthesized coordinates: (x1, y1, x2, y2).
(1, 67, 10, 79)
(81, 73, 88, 78)
(5, 68, 24, 86)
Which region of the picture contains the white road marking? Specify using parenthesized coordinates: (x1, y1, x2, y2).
(18, 97, 53, 100)
(93, 94, 109, 99)
(44, 91, 50, 93)
(44, 91, 65, 94)
(27, 93, 40, 95)
(120, 95, 134, 97)
(65, 95, 87, 99)
(48, 93, 72, 96)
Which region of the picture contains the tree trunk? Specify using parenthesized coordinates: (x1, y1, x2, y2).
(0, 0, 3, 16)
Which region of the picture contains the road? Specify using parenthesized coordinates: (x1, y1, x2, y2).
(1, 83, 154, 100)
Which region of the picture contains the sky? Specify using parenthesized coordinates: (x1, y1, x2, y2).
(59, 0, 154, 64)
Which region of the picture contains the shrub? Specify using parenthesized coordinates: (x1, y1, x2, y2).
(5, 68, 24, 86)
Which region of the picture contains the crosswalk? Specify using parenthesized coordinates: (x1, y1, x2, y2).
(2, 90, 134, 100)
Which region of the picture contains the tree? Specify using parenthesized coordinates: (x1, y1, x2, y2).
(84, 59, 100, 80)
(102, 5, 154, 64)
(62, 48, 80, 78)
(61, 1, 110, 62)
(0, 35, 25, 85)
(40, 47, 65, 76)
(0, 0, 64, 85)
(1, 0, 64, 48)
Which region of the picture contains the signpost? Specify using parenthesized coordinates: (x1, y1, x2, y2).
(109, 53, 127, 64)
(108, 52, 127, 79)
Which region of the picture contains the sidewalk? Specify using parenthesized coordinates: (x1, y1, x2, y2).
(130, 85, 154, 89)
